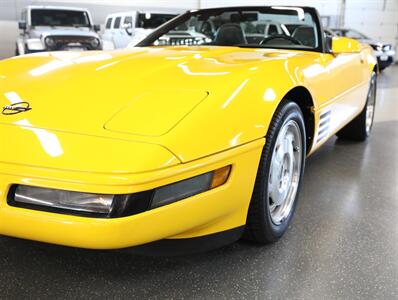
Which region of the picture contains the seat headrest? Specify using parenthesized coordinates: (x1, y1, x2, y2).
(213, 23, 247, 46)
(292, 26, 316, 47)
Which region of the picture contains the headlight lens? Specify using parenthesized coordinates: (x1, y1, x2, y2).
(45, 37, 55, 47)
(151, 165, 231, 208)
(26, 38, 45, 50)
(383, 44, 391, 51)
(14, 185, 114, 214)
(90, 38, 100, 48)
(151, 172, 213, 208)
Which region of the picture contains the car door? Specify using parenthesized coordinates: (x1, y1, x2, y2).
(102, 16, 114, 46)
(119, 14, 134, 48)
(112, 16, 123, 48)
(312, 46, 369, 146)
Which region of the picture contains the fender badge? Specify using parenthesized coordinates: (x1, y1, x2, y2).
(2, 102, 32, 115)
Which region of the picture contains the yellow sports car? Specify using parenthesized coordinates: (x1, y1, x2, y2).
(0, 6, 377, 254)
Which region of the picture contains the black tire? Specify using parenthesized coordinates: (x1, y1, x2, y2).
(336, 72, 377, 141)
(244, 101, 306, 243)
(15, 47, 19, 56)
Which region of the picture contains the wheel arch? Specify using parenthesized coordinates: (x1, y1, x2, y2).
(282, 86, 315, 154)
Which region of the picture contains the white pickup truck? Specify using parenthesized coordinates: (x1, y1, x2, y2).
(102, 11, 178, 49)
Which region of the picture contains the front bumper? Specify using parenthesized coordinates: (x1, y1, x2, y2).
(0, 139, 264, 249)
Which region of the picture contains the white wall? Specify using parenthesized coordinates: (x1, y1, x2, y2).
(345, 0, 398, 47)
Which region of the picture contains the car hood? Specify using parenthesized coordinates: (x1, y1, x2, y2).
(0, 47, 267, 137)
(0, 46, 305, 165)
(28, 27, 99, 39)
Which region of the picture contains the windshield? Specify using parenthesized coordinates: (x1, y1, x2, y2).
(332, 29, 369, 40)
(136, 13, 177, 29)
(31, 9, 91, 27)
(344, 30, 368, 40)
(139, 7, 320, 50)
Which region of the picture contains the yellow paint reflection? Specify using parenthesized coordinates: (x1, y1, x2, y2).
(178, 62, 230, 76)
(263, 88, 277, 101)
(29, 60, 73, 77)
(230, 132, 242, 147)
(4, 91, 24, 104)
(14, 119, 64, 158)
(96, 61, 120, 71)
(221, 79, 249, 109)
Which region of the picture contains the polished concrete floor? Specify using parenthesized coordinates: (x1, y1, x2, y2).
(0, 66, 397, 299)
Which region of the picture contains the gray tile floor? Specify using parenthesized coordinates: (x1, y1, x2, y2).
(0, 66, 397, 299)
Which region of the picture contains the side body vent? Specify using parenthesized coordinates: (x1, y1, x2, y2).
(316, 110, 331, 143)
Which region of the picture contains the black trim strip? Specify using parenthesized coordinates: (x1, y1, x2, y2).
(319, 111, 331, 120)
(122, 226, 245, 256)
(317, 125, 329, 136)
(316, 131, 329, 143)
(319, 116, 330, 127)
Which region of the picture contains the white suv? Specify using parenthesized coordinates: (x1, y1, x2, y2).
(16, 6, 102, 55)
(102, 11, 178, 49)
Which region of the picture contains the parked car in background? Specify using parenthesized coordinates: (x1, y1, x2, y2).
(16, 6, 102, 55)
(330, 28, 395, 71)
(102, 11, 178, 49)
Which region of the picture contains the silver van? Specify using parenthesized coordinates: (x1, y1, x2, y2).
(16, 6, 102, 55)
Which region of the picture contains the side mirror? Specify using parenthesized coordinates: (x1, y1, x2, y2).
(93, 24, 101, 32)
(18, 21, 27, 31)
(332, 36, 362, 54)
(123, 23, 133, 36)
(324, 35, 333, 52)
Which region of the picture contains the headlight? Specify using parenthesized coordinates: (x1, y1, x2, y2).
(9, 166, 231, 218)
(26, 38, 45, 50)
(151, 166, 231, 208)
(45, 37, 55, 48)
(14, 185, 114, 214)
(90, 38, 100, 48)
(383, 45, 391, 51)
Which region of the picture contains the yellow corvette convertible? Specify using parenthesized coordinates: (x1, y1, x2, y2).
(0, 6, 377, 254)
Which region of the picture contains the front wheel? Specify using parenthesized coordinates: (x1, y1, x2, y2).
(244, 101, 306, 243)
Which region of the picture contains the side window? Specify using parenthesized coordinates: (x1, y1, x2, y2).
(268, 24, 278, 35)
(113, 17, 121, 29)
(105, 18, 112, 29)
(124, 16, 133, 28)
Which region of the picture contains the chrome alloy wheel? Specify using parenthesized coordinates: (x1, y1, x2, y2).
(268, 120, 303, 225)
(365, 79, 376, 134)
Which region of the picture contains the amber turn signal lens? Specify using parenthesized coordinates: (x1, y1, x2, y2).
(210, 165, 231, 189)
